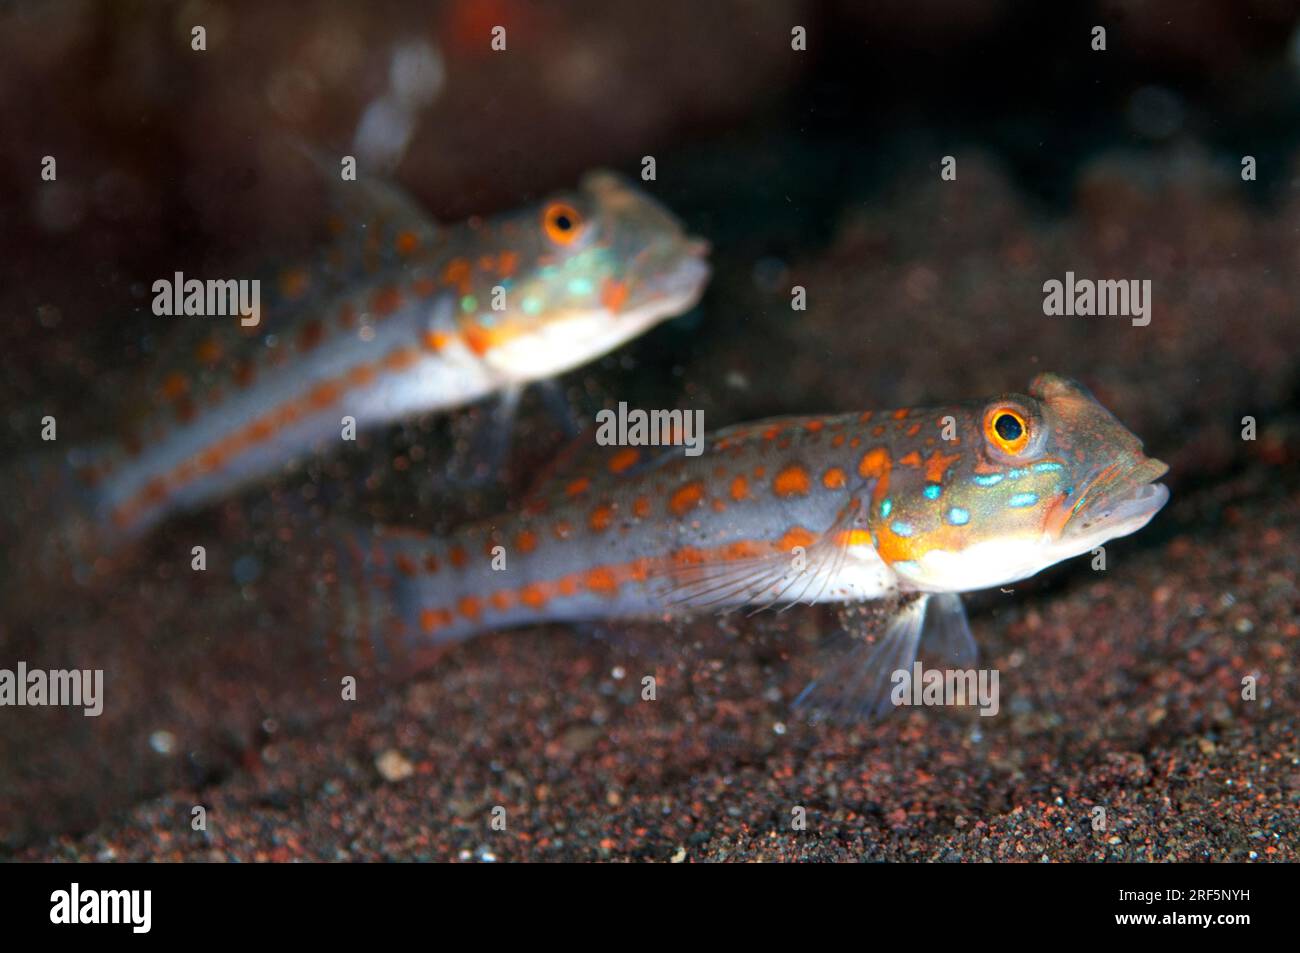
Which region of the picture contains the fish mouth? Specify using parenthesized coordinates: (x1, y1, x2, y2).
(1057, 456, 1170, 541)
(633, 239, 712, 312)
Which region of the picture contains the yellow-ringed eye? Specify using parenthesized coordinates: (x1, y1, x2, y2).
(985, 407, 1030, 455)
(542, 202, 583, 245)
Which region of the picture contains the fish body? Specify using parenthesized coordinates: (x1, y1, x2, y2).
(327, 374, 1169, 691)
(75, 170, 711, 539)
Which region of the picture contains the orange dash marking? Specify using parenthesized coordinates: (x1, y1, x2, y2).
(669, 482, 704, 516)
(773, 465, 811, 497)
(608, 448, 640, 474)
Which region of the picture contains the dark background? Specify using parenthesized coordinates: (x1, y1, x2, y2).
(0, 0, 1297, 859)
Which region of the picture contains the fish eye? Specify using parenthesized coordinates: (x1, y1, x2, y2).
(985, 406, 1030, 455)
(542, 202, 584, 245)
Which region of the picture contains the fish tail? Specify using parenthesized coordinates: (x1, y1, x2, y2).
(306, 524, 477, 674)
(0, 446, 115, 600)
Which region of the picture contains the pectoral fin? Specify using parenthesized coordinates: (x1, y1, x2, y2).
(794, 592, 977, 722)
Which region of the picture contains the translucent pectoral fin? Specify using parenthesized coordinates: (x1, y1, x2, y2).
(794, 592, 976, 723)
(447, 384, 524, 485)
(917, 592, 977, 669)
(657, 499, 863, 613)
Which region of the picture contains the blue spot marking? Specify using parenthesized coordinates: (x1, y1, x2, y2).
(1033, 462, 1064, 473)
(890, 520, 914, 537)
(880, 498, 892, 518)
(923, 483, 942, 500)
(947, 507, 970, 526)
(973, 474, 1003, 487)
(1007, 468, 1027, 479)
(1008, 492, 1039, 508)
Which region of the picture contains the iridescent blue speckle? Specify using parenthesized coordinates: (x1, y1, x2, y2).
(1008, 492, 1039, 508)
(1007, 468, 1027, 479)
(973, 474, 1003, 487)
(890, 520, 914, 537)
(880, 498, 892, 518)
(1033, 462, 1064, 473)
(923, 483, 942, 500)
(947, 507, 970, 526)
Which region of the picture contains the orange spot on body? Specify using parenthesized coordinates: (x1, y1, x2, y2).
(905, 423, 922, 437)
(773, 465, 811, 497)
(462, 324, 497, 356)
(584, 567, 619, 595)
(893, 408, 911, 420)
(566, 477, 590, 497)
(899, 451, 922, 468)
(725, 540, 764, 560)
(670, 481, 704, 516)
(394, 230, 420, 256)
(608, 447, 640, 474)
(730, 476, 750, 501)
(589, 505, 614, 532)
(160, 372, 189, 401)
(423, 330, 451, 352)
(673, 547, 707, 567)
(601, 279, 628, 313)
(457, 596, 481, 621)
(780, 527, 817, 550)
(298, 319, 325, 352)
(442, 258, 472, 293)
(371, 286, 403, 316)
(279, 267, 310, 301)
(347, 364, 377, 388)
(923, 449, 962, 484)
(521, 584, 549, 609)
(195, 338, 222, 364)
(515, 530, 537, 553)
(309, 381, 343, 409)
(633, 496, 651, 519)
(822, 467, 846, 489)
(449, 547, 467, 569)
(412, 276, 437, 298)
(383, 347, 420, 372)
(858, 447, 892, 503)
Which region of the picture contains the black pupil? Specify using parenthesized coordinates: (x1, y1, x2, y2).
(554, 213, 572, 230)
(995, 413, 1023, 442)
